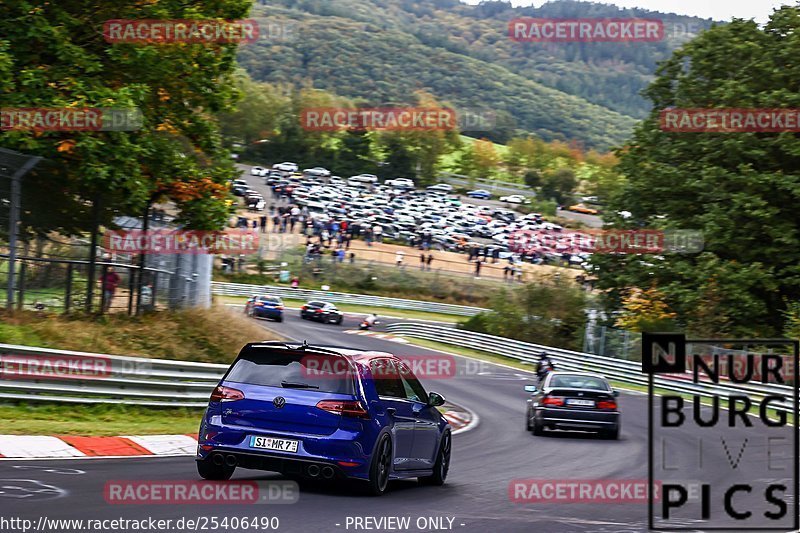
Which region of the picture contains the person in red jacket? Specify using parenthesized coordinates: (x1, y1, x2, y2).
(101, 267, 121, 312)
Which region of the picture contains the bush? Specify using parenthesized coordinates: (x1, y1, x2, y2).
(459, 278, 587, 350)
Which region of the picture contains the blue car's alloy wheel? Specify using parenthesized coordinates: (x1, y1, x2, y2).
(366, 435, 392, 496)
(420, 430, 451, 486)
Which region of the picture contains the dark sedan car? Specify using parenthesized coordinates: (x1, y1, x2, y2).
(524, 372, 620, 439)
(300, 301, 344, 325)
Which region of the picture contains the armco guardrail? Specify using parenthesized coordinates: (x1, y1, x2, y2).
(386, 323, 797, 413)
(212, 281, 486, 317)
(0, 343, 228, 407)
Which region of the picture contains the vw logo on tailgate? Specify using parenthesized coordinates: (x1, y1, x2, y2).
(273, 396, 286, 409)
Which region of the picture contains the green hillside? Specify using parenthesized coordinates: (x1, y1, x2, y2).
(239, 0, 717, 149)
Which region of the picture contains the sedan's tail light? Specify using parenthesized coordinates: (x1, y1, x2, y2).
(315, 309, 323, 313)
(542, 396, 564, 407)
(301, 305, 307, 310)
(210, 385, 244, 402)
(597, 400, 618, 410)
(276, 305, 285, 310)
(316, 400, 370, 419)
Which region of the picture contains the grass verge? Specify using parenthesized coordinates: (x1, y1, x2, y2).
(0, 404, 204, 436)
(0, 305, 282, 364)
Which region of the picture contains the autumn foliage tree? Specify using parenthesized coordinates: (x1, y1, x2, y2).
(1, 0, 251, 237)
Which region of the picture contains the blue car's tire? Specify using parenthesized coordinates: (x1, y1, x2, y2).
(365, 435, 392, 496)
(419, 430, 451, 486)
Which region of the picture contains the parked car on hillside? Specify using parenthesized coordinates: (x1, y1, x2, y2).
(273, 162, 299, 173)
(568, 203, 600, 215)
(467, 189, 492, 199)
(500, 194, 530, 205)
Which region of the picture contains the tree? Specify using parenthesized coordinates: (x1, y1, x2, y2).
(540, 168, 577, 203)
(523, 169, 542, 189)
(472, 138, 502, 178)
(597, 8, 800, 336)
(460, 278, 587, 350)
(2, 1, 250, 234)
(614, 287, 678, 332)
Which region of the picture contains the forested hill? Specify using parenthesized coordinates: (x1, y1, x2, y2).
(238, 0, 716, 149)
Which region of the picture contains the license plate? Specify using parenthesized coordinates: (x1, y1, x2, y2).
(249, 436, 299, 453)
(566, 399, 595, 407)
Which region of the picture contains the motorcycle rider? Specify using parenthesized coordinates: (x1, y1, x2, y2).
(535, 352, 555, 383)
(361, 313, 378, 330)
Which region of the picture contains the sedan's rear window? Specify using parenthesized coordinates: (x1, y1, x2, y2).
(256, 296, 281, 304)
(549, 375, 610, 390)
(225, 349, 354, 395)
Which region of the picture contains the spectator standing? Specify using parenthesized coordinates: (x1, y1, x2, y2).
(372, 224, 383, 243)
(395, 250, 405, 268)
(259, 215, 267, 233)
(419, 253, 426, 270)
(426, 254, 434, 271)
(474, 259, 482, 279)
(100, 267, 121, 312)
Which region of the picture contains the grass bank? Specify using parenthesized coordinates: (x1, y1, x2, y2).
(0, 404, 204, 436)
(0, 305, 281, 364)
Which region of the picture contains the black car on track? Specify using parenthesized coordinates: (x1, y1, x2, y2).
(524, 372, 620, 439)
(300, 301, 344, 325)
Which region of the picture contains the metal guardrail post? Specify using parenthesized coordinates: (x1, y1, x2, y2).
(64, 263, 73, 313)
(16, 261, 26, 311)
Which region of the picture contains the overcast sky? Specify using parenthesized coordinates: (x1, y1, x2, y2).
(461, 1, 796, 23)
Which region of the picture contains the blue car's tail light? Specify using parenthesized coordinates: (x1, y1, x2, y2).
(210, 385, 245, 402)
(316, 399, 370, 419)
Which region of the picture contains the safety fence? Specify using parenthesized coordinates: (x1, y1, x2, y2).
(386, 323, 797, 414)
(0, 343, 226, 407)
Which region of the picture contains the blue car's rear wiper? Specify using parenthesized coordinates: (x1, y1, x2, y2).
(280, 380, 319, 389)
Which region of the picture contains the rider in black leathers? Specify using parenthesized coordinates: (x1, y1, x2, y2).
(535, 352, 555, 383)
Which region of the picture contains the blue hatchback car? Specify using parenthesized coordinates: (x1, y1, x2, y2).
(196, 342, 451, 495)
(244, 295, 284, 322)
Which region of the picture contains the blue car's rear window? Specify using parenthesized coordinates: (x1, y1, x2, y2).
(225, 349, 355, 395)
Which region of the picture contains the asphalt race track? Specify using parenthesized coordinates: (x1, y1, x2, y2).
(2, 311, 796, 532)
